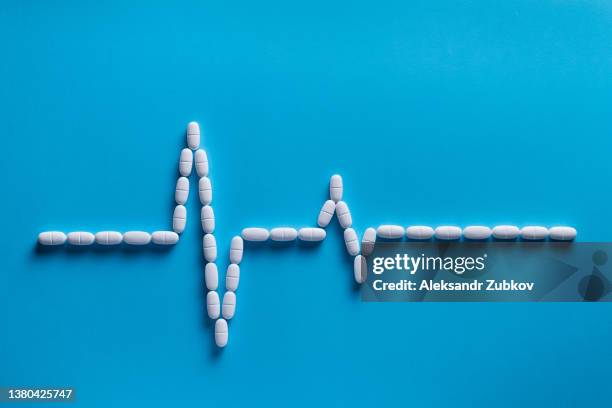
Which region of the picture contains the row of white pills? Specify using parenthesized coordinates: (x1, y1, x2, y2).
(240, 227, 327, 242)
(372, 225, 577, 241)
(38, 230, 179, 246)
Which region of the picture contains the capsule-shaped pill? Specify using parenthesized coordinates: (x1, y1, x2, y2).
(463, 226, 492, 240)
(226, 264, 240, 292)
(230, 236, 244, 263)
(123, 231, 151, 245)
(354, 255, 367, 284)
(95, 231, 123, 245)
(330, 174, 343, 202)
(198, 177, 212, 205)
(215, 318, 228, 348)
(222, 291, 236, 319)
(406, 226, 435, 240)
(344, 228, 360, 256)
(205, 263, 218, 291)
(206, 291, 220, 319)
(172, 205, 187, 234)
(203, 234, 217, 261)
(549, 226, 576, 241)
(270, 227, 298, 241)
(377, 225, 404, 239)
(200, 206, 215, 233)
(336, 201, 352, 229)
(361, 228, 377, 256)
(179, 148, 193, 177)
(67, 231, 95, 246)
(194, 149, 209, 177)
(492, 225, 520, 240)
(521, 226, 549, 240)
(175, 177, 189, 205)
(241, 228, 269, 242)
(434, 226, 462, 240)
(152, 231, 179, 245)
(298, 228, 327, 242)
(38, 231, 67, 246)
(317, 200, 336, 228)
(187, 121, 200, 150)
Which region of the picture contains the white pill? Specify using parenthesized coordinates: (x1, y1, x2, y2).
(194, 149, 209, 177)
(549, 226, 576, 241)
(354, 255, 367, 284)
(203, 234, 217, 261)
(463, 226, 492, 240)
(95, 231, 123, 245)
(434, 226, 462, 240)
(330, 174, 343, 202)
(317, 200, 336, 228)
(298, 228, 327, 242)
(187, 121, 200, 150)
(123, 231, 151, 245)
(406, 226, 435, 240)
(152, 231, 179, 245)
(172, 205, 187, 234)
(521, 226, 549, 240)
(178, 148, 193, 177)
(492, 225, 520, 240)
(175, 177, 189, 205)
(38, 231, 67, 246)
(241, 228, 269, 241)
(226, 264, 240, 292)
(361, 228, 377, 256)
(230, 236, 244, 263)
(222, 291, 236, 319)
(344, 228, 360, 256)
(336, 201, 352, 229)
(206, 291, 220, 319)
(200, 206, 215, 233)
(377, 225, 405, 239)
(205, 263, 218, 291)
(198, 177, 212, 205)
(270, 227, 298, 241)
(215, 318, 228, 347)
(67, 231, 95, 246)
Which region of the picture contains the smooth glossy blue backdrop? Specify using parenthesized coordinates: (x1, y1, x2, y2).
(2, 1, 612, 406)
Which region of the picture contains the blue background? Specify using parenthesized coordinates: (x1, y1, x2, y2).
(2, 0, 612, 406)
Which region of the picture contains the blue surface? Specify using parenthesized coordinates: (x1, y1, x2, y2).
(2, 0, 612, 406)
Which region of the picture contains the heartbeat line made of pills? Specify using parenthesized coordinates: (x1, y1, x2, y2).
(37, 122, 577, 348)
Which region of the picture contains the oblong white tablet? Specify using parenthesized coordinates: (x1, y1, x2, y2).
(187, 121, 200, 150)
(298, 228, 327, 242)
(123, 231, 151, 245)
(205, 263, 218, 291)
(200, 205, 215, 233)
(222, 291, 236, 319)
(434, 226, 462, 240)
(336, 201, 352, 229)
(230, 236, 244, 264)
(198, 177, 212, 205)
(377, 225, 404, 239)
(406, 226, 435, 240)
(330, 174, 343, 202)
(521, 226, 549, 240)
(241, 228, 269, 241)
(179, 148, 193, 177)
(152, 231, 179, 245)
(317, 200, 336, 228)
(354, 255, 367, 284)
(549, 226, 576, 241)
(203, 234, 217, 261)
(175, 177, 189, 205)
(226, 264, 240, 292)
(206, 291, 220, 319)
(67, 231, 95, 246)
(172, 205, 187, 234)
(344, 228, 360, 256)
(194, 149, 209, 177)
(95, 231, 123, 245)
(38, 231, 67, 246)
(463, 226, 492, 240)
(270, 227, 298, 241)
(215, 318, 228, 347)
(361, 227, 377, 256)
(492, 225, 520, 240)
